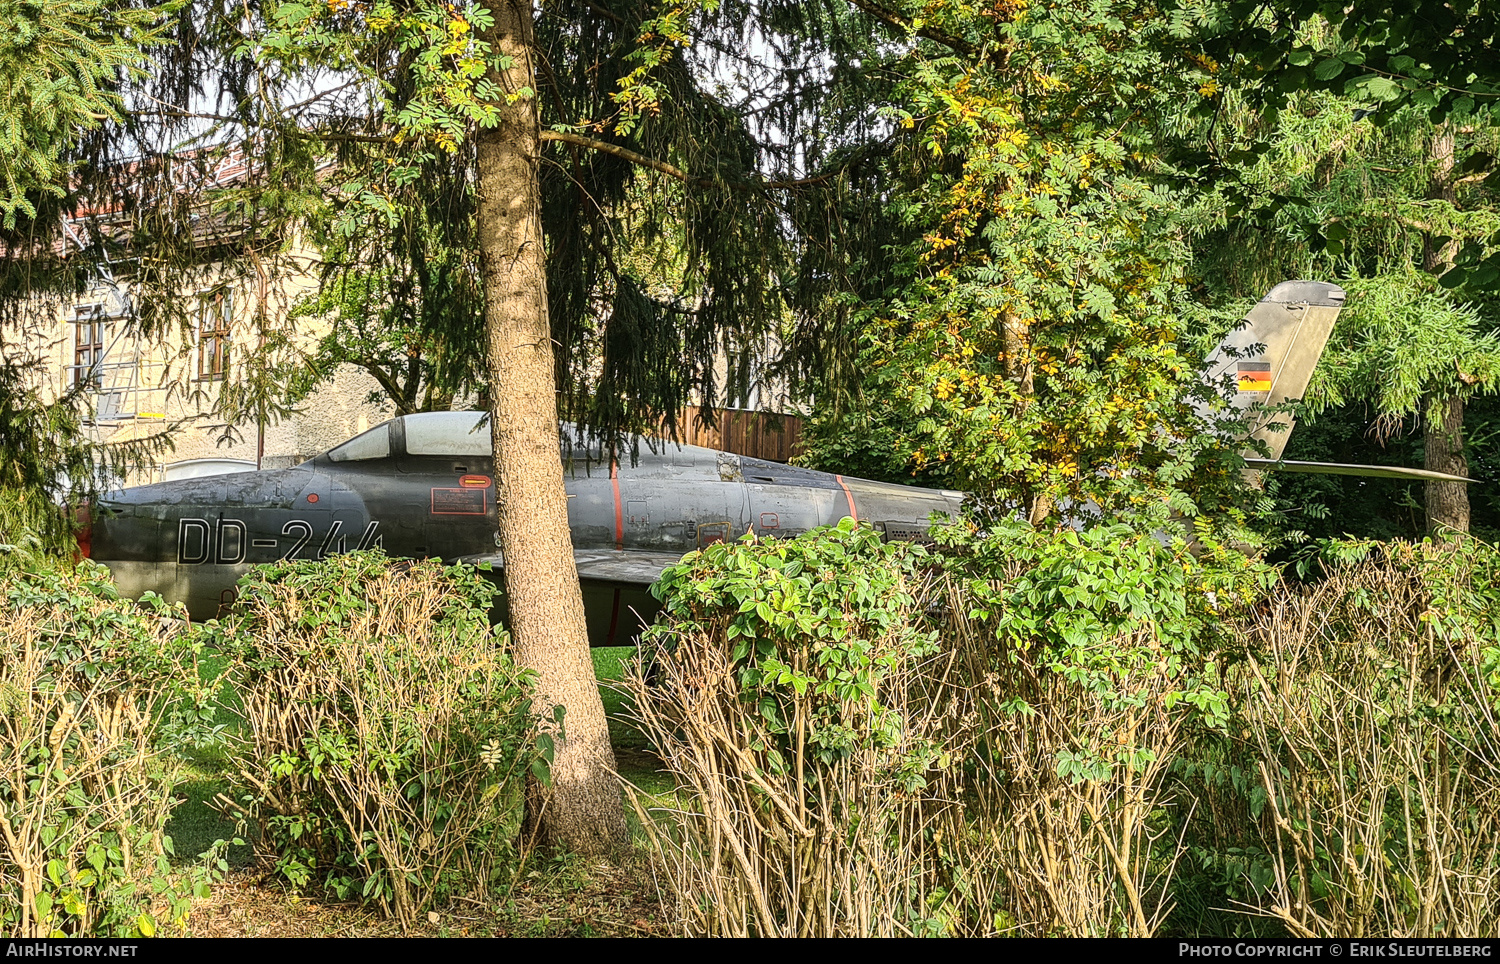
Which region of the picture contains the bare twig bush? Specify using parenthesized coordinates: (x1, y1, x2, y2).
(219, 553, 535, 930)
(628, 599, 1186, 937)
(0, 563, 217, 937)
(1228, 547, 1500, 937)
(627, 522, 1197, 937)
(625, 632, 966, 936)
(949, 607, 1184, 936)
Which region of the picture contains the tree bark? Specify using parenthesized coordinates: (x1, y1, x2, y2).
(474, 0, 628, 855)
(1002, 307, 1050, 523)
(1422, 124, 1467, 537)
(1424, 393, 1469, 537)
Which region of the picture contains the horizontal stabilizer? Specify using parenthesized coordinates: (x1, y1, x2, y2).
(1244, 458, 1473, 484)
(459, 548, 689, 586)
(572, 548, 690, 585)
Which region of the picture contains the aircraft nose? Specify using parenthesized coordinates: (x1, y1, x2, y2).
(74, 502, 91, 559)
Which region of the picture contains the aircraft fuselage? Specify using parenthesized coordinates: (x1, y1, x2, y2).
(86, 413, 966, 644)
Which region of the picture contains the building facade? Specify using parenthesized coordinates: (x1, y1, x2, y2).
(36, 153, 801, 483)
(48, 265, 393, 486)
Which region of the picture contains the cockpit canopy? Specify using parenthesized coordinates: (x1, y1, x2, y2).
(327, 411, 492, 463)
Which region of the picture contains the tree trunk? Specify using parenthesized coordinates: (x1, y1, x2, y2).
(474, 0, 628, 855)
(1424, 393, 1469, 537)
(1422, 124, 1466, 536)
(1002, 307, 1050, 523)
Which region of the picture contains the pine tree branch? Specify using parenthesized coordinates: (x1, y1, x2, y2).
(580, 0, 624, 25)
(840, 0, 978, 58)
(539, 130, 888, 190)
(293, 131, 393, 144)
(541, 130, 701, 183)
(362, 362, 410, 413)
(1392, 214, 1437, 234)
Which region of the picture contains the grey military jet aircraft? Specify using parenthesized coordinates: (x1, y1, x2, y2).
(79, 279, 1466, 643)
(80, 413, 966, 643)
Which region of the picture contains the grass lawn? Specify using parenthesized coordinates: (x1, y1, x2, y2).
(592, 645, 677, 816)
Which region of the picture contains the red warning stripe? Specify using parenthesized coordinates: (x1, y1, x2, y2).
(835, 475, 859, 523)
(611, 460, 624, 549)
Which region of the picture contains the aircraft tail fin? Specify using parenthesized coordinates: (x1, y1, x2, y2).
(1201, 280, 1347, 462)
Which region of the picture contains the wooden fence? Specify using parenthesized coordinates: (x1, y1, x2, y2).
(655, 405, 805, 463)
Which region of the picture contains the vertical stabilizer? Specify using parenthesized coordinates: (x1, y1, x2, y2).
(1201, 280, 1346, 461)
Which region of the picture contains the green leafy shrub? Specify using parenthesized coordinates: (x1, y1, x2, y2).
(0, 561, 219, 937)
(649, 517, 941, 771)
(796, 405, 955, 490)
(932, 520, 1270, 936)
(216, 552, 535, 928)
(943, 519, 1274, 728)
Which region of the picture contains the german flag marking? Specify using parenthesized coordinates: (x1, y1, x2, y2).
(1237, 361, 1272, 392)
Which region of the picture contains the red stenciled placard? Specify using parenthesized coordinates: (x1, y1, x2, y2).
(431, 487, 486, 515)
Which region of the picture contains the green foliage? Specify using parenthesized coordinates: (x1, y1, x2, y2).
(1199, 1, 1500, 126)
(1188, 94, 1500, 293)
(0, 0, 173, 228)
(215, 551, 537, 928)
(933, 518, 1268, 935)
(796, 392, 958, 489)
(815, 1, 1246, 523)
(1191, 2, 1500, 294)
(290, 212, 484, 415)
(1310, 276, 1500, 422)
(0, 378, 147, 554)
(0, 560, 221, 937)
(647, 518, 939, 773)
(258, 2, 492, 420)
(940, 519, 1270, 732)
(260, 1, 510, 162)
